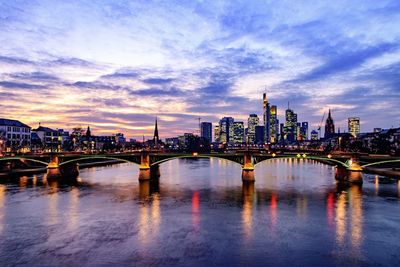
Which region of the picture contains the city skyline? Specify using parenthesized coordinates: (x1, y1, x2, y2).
(1, 1, 400, 139)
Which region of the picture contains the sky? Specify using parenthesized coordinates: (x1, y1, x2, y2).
(1, 0, 400, 139)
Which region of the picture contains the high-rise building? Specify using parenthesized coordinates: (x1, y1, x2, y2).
(269, 105, 278, 143)
(324, 109, 335, 139)
(233, 121, 245, 144)
(255, 125, 265, 144)
(310, 130, 318, 141)
(214, 125, 220, 142)
(283, 106, 297, 142)
(348, 117, 360, 138)
(200, 122, 212, 142)
(219, 117, 234, 144)
(263, 93, 270, 143)
(300, 122, 309, 140)
(247, 114, 259, 144)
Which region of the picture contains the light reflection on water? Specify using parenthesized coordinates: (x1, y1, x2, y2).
(0, 158, 399, 266)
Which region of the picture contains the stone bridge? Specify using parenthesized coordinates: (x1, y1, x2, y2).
(4, 150, 397, 183)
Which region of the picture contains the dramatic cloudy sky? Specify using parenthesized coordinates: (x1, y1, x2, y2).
(1, 0, 400, 139)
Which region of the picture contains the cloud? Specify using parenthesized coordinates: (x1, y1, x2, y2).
(0, 0, 400, 138)
(0, 81, 48, 89)
(142, 77, 175, 85)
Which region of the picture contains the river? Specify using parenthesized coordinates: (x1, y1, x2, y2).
(0, 158, 399, 266)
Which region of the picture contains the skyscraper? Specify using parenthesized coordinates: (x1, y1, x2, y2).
(283, 106, 297, 142)
(233, 121, 245, 144)
(348, 117, 360, 138)
(324, 109, 335, 139)
(200, 122, 212, 142)
(263, 93, 270, 143)
(214, 125, 220, 142)
(269, 105, 278, 143)
(301, 122, 309, 140)
(247, 114, 259, 144)
(219, 117, 234, 144)
(311, 130, 318, 141)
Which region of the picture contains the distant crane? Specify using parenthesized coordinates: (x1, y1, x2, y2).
(317, 111, 326, 139)
(196, 117, 201, 136)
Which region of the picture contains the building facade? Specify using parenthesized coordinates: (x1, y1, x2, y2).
(247, 114, 259, 144)
(233, 121, 245, 144)
(269, 105, 278, 143)
(263, 93, 270, 143)
(214, 125, 220, 142)
(348, 117, 360, 138)
(219, 117, 234, 144)
(283, 107, 297, 143)
(200, 122, 212, 142)
(0, 118, 31, 153)
(32, 125, 62, 152)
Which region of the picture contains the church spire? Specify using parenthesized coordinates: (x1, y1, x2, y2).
(153, 117, 159, 145)
(86, 125, 91, 138)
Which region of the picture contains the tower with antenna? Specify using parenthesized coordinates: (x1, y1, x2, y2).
(196, 117, 201, 136)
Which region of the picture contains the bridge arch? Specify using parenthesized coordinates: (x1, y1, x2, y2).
(150, 155, 243, 167)
(253, 155, 349, 168)
(0, 157, 48, 166)
(59, 156, 140, 166)
(361, 159, 400, 168)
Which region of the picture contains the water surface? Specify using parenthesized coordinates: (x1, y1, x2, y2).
(0, 158, 399, 266)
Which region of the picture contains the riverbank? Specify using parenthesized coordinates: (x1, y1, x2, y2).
(363, 166, 400, 178)
(0, 160, 128, 178)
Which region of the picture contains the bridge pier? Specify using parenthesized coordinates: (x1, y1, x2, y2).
(335, 154, 363, 184)
(47, 154, 61, 179)
(138, 165, 160, 181)
(346, 153, 363, 184)
(242, 151, 255, 182)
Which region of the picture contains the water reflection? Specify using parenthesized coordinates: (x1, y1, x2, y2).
(335, 184, 364, 258)
(335, 190, 347, 246)
(326, 192, 335, 229)
(269, 193, 277, 232)
(0, 159, 398, 266)
(242, 182, 255, 241)
(349, 185, 363, 255)
(138, 179, 161, 246)
(68, 187, 80, 232)
(0, 184, 5, 235)
(192, 191, 200, 231)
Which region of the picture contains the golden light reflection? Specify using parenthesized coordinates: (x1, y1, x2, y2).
(47, 186, 59, 225)
(68, 187, 80, 232)
(398, 180, 400, 199)
(138, 182, 161, 245)
(374, 175, 379, 196)
(335, 192, 346, 246)
(151, 193, 161, 235)
(349, 185, 363, 254)
(138, 203, 150, 245)
(242, 182, 254, 241)
(19, 176, 28, 189)
(32, 175, 37, 187)
(335, 185, 364, 256)
(0, 185, 6, 234)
